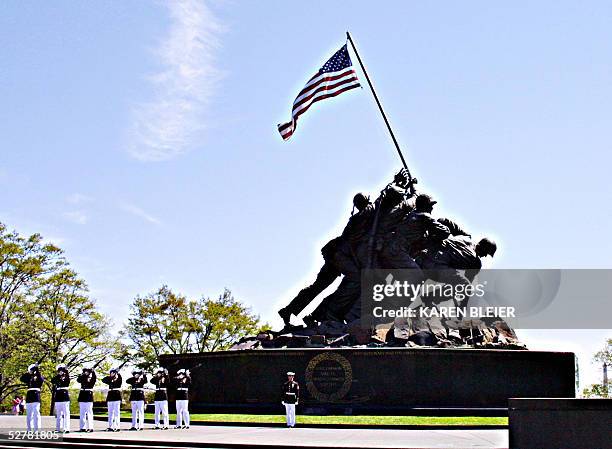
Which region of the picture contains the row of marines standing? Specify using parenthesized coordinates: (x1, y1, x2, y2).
(19, 363, 192, 433)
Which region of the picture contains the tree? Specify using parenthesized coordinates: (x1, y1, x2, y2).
(190, 289, 262, 352)
(122, 286, 193, 370)
(30, 269, 119, 413)
(0, 222, 117, 409)
(582, 383, 609, 398)
(582, 337, 611, 398)
(0, 223, 64, 404)
(593, 338, 612, 366)
(123, 286, 262, 370)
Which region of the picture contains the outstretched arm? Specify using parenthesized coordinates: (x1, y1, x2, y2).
(438, 218, 471, 238)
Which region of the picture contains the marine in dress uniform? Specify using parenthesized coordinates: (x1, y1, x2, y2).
(101, 368, 122, 431)
(281, 371, 299, 428)
(126, 369, 147, 430)
(51, 364, 71, 433)
(150, 367, 170, 430)
(173, 369, 191, 429)
(76, 366, 97, 432)
(20, 364, 44, 432)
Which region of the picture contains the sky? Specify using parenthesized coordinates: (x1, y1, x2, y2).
(1, 1, 610, 390)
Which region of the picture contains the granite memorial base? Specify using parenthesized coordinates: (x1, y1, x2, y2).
(509, 398, 612, 449)
(159, 348, 576, 415)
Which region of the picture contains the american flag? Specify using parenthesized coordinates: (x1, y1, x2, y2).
(278, 44, 361, 141)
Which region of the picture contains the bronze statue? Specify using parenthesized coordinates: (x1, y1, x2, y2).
(265, 168, 520, 350)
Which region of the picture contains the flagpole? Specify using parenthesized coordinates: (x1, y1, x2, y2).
(346, 31, 415, 187)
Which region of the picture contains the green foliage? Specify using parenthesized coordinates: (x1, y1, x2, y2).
(593, 338, 612, 365)
(582, 337, 612, 398)
(582, 383, 609, 398)
(122, 286, 261, 370)
(0, 222, 118, 410)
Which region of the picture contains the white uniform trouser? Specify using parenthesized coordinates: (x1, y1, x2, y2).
(131, 400, 145, 429)
(79, 402, 94, 430)
(26, 402, 41, 431)
(54, 401, 70, 432)
(107, 401, 121, 430)
(283, 402, 296, 427)
(154, 400, 169, 428)
(175, 400, 189, 427)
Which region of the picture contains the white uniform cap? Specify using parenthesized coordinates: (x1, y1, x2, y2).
(156, 367, 167, 374)
(28, 364, 38, 371)
(287, 371, 295, 376)
(110, 367, 119, 374)
(177, 369, 186, 375)
(56, 364, 67, 371)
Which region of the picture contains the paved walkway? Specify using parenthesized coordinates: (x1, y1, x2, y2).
(0, 415, 508, 448)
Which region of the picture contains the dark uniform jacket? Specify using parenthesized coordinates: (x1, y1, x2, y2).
(282, 380, 300, 404)
(51, 372, 71, 402)
(76, 371, 97, 402)
(378, 199, 413, 238)
(342, 204, 375, 244)
(431, 236, 482, 282)
(102, 373, 123, 402)
(126, 375, 148, 401)
(438, 218, 470, 238)
(173, 375, 191, 400)
(20, 372, 44, 403)
(150, 375, 169, 401)
(399, 211, 450, 251)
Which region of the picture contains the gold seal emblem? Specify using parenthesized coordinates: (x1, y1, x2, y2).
(305, 352, 353, 402)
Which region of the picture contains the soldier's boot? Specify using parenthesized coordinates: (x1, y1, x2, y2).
(302, 314, 318, 328)
(278, 307, 292, 327)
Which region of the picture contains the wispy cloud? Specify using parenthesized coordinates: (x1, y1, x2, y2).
(127, 0, 223, 162)
(67, 193, 94, 204)
(63, 210, 89, 225)
(62, 194, 93, 225)
(120, 202, 162, 225)
(41, 235, 67, 246)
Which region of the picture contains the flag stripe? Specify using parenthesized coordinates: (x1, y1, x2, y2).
(293, 77, 360, 118)
(292, 75, 360, 113)
(278, 121, 293, 132)
(278, 81, 360, 141)
(279, 78, 359, 134)
(293, 71, 358, 107)
(292, 82, 360, 122)
(295, 67, 357, 100)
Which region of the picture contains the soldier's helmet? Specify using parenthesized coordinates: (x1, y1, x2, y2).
(131, 368, 143, 375)
(477, 238, 497, 257)
(28, 364, 38, 372)
(109, 367, 119, 374)
(56, 364, 67, 372)
(156, 367, 167, 375)
(177, 369, 186, 376)
(415, 194, 437, 211)
(352, 193, 370, 212)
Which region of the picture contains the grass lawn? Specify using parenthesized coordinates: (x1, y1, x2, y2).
(98, 412, 507, 426)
